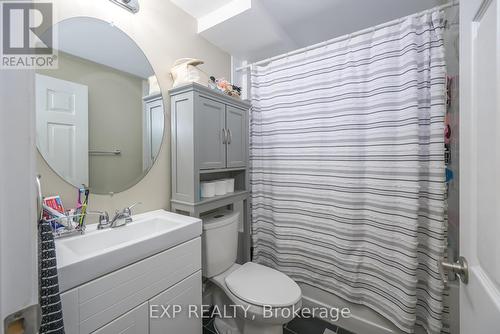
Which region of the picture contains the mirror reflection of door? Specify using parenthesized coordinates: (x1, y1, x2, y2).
(36, 74, 89, 187)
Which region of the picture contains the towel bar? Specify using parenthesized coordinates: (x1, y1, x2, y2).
(89, 149, 121, 156)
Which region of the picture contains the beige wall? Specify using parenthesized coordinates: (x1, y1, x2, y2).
(38, 52, 145, 194)
(38, 0, 231, 220)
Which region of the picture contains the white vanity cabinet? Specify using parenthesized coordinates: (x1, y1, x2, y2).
(60, 238, 202, 334)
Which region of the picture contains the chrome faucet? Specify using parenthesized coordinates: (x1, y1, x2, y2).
(97, 202, 141, 230)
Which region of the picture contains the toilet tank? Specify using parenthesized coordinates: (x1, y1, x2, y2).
(202, 210, 240, 278)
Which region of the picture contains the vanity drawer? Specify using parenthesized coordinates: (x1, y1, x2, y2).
(93, 302, 148, 334)
(150, 270, 202, 334)
(61, 237, 201, 334)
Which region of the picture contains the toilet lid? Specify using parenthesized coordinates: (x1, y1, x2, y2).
(225, 262, 302, 307)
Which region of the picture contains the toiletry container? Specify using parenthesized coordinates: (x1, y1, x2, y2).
(224, 178, 235, 193)
(201, 182, 216, 198)
(215, 180, 227, 196)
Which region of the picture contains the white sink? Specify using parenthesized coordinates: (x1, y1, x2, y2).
(56, 210, 201, 292)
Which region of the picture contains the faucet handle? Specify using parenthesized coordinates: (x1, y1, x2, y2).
(94, 211, 110, 230)
(124, 202, 142, 216)
(128, 202, 142, 210)
(99, 211, 109, 224)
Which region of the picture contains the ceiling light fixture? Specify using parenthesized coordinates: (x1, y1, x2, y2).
(109, 0, 140, 14)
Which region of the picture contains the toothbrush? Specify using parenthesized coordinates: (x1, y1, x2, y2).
(78, 188, 90, 228)
(74, 187, 84, 225)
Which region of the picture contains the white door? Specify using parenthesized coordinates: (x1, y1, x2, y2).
(461, 0, 500, 332)
(0, 71, 39, 333)
(36, 74, 89, 187)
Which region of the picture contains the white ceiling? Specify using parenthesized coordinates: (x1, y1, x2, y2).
(50, 17, 154, 79)
(170, 0, 234, 18)
(171, 0, 447, 62)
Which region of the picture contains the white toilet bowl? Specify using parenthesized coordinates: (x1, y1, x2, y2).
(201, 210, 302, 334)
(211, 263, 302, 334)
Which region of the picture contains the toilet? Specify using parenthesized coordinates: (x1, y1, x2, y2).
(202, 210, 302, 334)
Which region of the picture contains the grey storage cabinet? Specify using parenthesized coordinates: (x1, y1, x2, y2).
(170, 83, 252, 263)
(170, 83, 251, 205)
(143, 93, 165, 171)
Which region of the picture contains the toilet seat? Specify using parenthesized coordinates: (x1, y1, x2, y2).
(225, 262, 302, 307)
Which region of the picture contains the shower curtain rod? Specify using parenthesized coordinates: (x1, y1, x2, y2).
(235, 0, 459, 72)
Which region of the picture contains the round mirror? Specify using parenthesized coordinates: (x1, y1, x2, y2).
(36, 17, 164, 194)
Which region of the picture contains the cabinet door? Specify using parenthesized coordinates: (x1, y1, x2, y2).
(150, 271, 202, 334)
(226, 105, 247, 168)
(93, 302, 148, 334)
(197, 96, 226, 169)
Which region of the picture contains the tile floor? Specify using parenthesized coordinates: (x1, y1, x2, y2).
(202, 314, 356, 334)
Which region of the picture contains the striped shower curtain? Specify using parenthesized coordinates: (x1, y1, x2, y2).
(250, 10, 447, 334)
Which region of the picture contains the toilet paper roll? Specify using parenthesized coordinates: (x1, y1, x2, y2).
(215, 180, 227, 196)
(224, 178, 235, 193)
(201, 182, 216, 198)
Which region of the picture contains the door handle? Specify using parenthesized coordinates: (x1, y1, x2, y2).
(440, 256, 469, 284)
(222, 129, 227, 144)
(227, 129, 232, 144)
